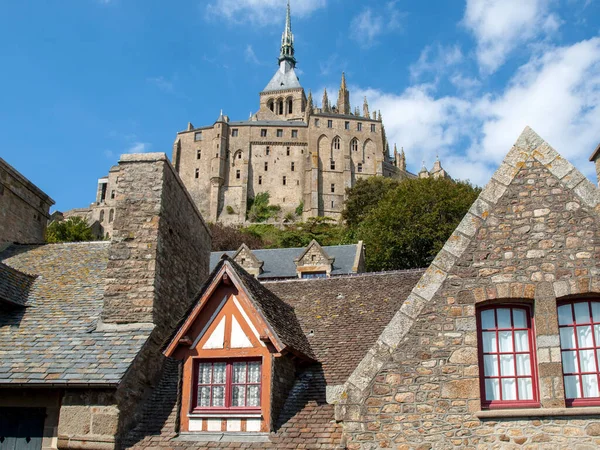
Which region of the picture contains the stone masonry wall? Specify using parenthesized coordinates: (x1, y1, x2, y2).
(341, 142, 600, 448)
(0, 157, 54, 244)
(96, 153, 211, 444)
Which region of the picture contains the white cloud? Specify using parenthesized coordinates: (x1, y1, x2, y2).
(350, 2, 404, 48)
(350, 38, 600, 186)
(205, 0, 326, 26)
(410, 44, 464, 82)
(147, 76, 174, 93)
(126, 142, 151, 154)
(245, 45, 261, 65)
(463, 0, 561, 74)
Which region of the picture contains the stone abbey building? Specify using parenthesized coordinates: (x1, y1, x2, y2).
(171, 2, 417, 224)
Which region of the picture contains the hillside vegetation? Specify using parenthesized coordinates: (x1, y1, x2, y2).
(211, 176, 481, 271)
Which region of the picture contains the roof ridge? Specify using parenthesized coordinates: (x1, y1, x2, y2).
(262, 267, 427, 284)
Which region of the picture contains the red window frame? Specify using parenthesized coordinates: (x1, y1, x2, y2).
(191, 358, 262, 414)
(476, 304, 540, 409)
(558, 300, 600, 407)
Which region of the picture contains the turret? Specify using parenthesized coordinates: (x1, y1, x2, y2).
(419, 161, 430, 179)
(306, 90, 313, 121)
(363, 97, 370, 118)
(395, 145, 406, 171)
(337, 72, 351, 115)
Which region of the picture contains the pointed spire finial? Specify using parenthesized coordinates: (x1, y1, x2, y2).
(341, 72, 347, 90)
(363, 96, 370, 118)
(278, 0, 296, 68)
(322, 88, 330, 112)
(394, 143, 398, 155)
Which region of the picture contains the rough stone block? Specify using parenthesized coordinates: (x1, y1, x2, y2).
(480, 179, 508, 204)
(378, 311, 414, 349)
(442, 232, 471, 258)
(412, 266, 447, 301)
(546, 155, 574, 180)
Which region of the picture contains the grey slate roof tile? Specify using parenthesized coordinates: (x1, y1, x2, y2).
(0, 261, 36, 307)
(0, 242, 151, 386)
(210, 244, 360, 279)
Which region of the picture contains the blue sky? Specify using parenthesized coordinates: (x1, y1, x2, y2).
(1, 0, 599, 212)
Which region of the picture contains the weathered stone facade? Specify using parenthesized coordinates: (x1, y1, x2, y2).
(0, 157, 54, 244)
(171, 4, 418, 225)
(336, 128, 600, 449)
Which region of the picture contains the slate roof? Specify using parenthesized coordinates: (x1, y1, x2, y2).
(266, 269, 425, 384)
(210, 244, 360, 279)
(0, 242, 151, 386)
(263, 66, 302, 93)
(0, 262, 35, 307)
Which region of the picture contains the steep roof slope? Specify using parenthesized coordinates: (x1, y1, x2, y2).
(0, 242, 151, 385)
(266, 269, 424, 384)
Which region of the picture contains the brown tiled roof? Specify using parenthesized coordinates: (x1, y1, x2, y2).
(0, 242, 151, 385)
(266, 270, 425, 384)
(0, 261, 36, 307)
(226, 257, 316, 360)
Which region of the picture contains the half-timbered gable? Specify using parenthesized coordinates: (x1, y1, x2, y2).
(165, 256, 314, 435)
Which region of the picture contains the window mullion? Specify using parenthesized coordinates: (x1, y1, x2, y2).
(495, 309, 503, 402)
(511, 308, 520, 401)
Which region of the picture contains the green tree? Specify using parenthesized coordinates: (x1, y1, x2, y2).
(45, 217, 95, 243)
(342, 177, 401, 227)
(246, 192, 281, 222)
(356, 177, 481, 271)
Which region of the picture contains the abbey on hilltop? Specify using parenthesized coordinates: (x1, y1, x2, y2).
(170, 1, 446, 224)
(63, 1, 450, 237)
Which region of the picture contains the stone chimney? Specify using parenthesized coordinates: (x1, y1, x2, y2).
(589, 143, 600, 186)
(101, 153, 211, 339)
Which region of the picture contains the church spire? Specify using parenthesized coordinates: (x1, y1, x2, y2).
(278, 0, 296, 68)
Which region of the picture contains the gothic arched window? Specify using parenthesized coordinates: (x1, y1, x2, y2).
(351, 138, 359, 152)
(333, 137, 341, 151)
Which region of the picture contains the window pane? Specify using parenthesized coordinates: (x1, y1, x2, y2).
(592, 302, 600, 322)
(248, 362, 261, 383)
(247, 385, 260, 407)
(199, 363, 212, 384)
(485, 378, 500, 401)
(233, 362, 246, 384)
(582, 374, 599, 397)
(198, 386, 211, 407)
(232, 385, 245, 407)
(564, 375, 580, 399)
(575, 302, 591, 323)
(577, 325, 594, 348)
(518, 378, 533, 400)
(213, 363, 226, 384)
(481, 310, 495, 330)
(500, 355, 515, 376)
(562, 350, 578, 374)
(516, 354, 531, 376)
(595, 325, 600, 344)
(560, 327, 576, 349)
(502, 378, 517, 400)
(558, 304, 573, 326)
(212, 386, 225, 407)
(484, 355, 498, 376)
(514, 330, 529, 352)
(580, 350, 597, 372)
(483, 332, 497, 353)
(497, 309, 512, 328)
(498, 331, 514, 352)
(513, 308, 527, 328)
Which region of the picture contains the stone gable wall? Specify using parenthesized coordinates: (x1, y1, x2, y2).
(343, 159, 600, 449)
